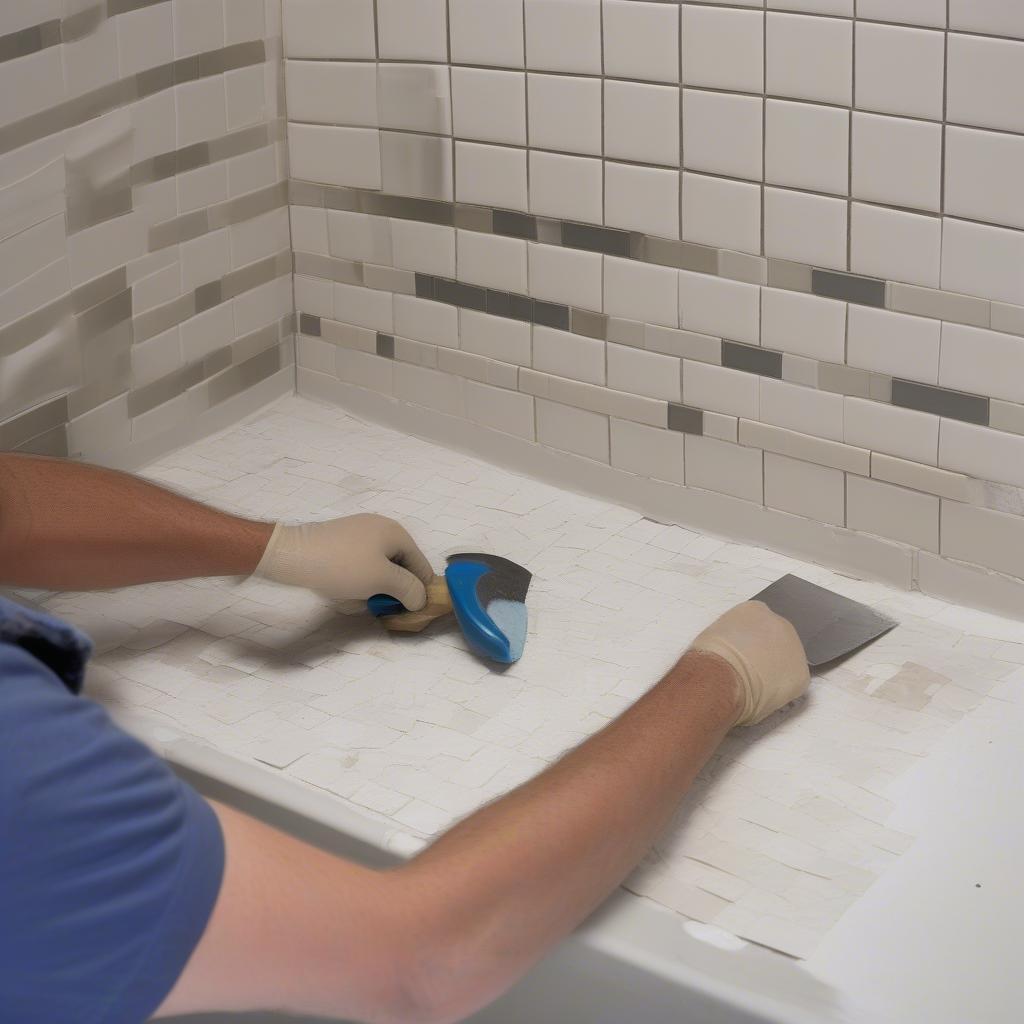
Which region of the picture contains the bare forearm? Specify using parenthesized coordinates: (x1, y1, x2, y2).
(0, 453, 272, 589)
(398, 652, 740, 1022)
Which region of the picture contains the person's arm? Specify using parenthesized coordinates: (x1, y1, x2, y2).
(0, 453, 432, 608)
(158, 603, 809, 1024)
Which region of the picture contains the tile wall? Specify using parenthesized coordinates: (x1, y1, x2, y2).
(286, 0, 1024, 613)
(0, 0, 294, 466)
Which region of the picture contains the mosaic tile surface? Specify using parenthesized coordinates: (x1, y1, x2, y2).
(26, 396, 1024, 959)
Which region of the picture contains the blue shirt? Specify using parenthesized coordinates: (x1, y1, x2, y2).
(0, 596, 224, 1023)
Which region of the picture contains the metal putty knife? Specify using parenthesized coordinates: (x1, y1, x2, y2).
(752, 574, 898, 667)
(368, 553, 533, 665)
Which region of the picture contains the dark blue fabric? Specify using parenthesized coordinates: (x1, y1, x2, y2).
(0, 596, 225, 1024)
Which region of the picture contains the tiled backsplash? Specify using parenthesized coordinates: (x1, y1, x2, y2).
(0, 0, 294, 466)
(286, 0, 1024, 615)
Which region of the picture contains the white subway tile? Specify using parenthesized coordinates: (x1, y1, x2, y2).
(328, 211, 392, 264)
(610, 419, 685, 483)
(945, 127, 1024, 233)
(844, 395, 939, 464)
(527, 75, 602, 156)
(460, 309, 532, 365)
(764, 452, 845, 526)
(376, 0, 448, 62)
(847, 474, 939, 551)
(739, 418, 871, 474)
(765, 100, 849, 196)
(854, 22, 944, 120)
(536, 398, 609, 462)
(390, 219, 455, 277)
(871, 453, 974, 502)
(394, 295, 459, 348)
(950, 0, 1024, 39)
(607, 344, 681, 402)
(604, 257, 679, 328)
(464, 379, 534, 439)
(525, 0, 602, 75)
(603, 1, 679, 84)
(760, 377, 845, 441)
(857, 0, 945, 29)
(939, 323, 1024, 405)
(456, 230, 528, 293)
(683, 360, 759, 419)
(604, 80, 680, 167)
(294, 275, 333, 318)
(451, 68, 527, 146)
(285, 61, 378, 127)
(947, 33, 1024, 134)
(289, 124, 381, 189)
(394, 362, 464, 415)
(941, 501, 1024, 581)
(764, 188, 848, 271)
(851, 113, 941, 213)
(336, 347, 394, 393)
(703, 411, 739, 443)
(605, 163, 680, 240)
(680, 6, 764, 94)
(766, 12, 852, 105)
(941, 218, 1024, 308)
(678, 271, 760, 346)
(528, 243, 603, 312)
(682, 90, 763, 181)
(760, 288, 846, 364)
(685, 435, 764, 503)
(940, 419, 1024, 488)
(290, 206, 328, 254)
(455, 142, 528, 212)
(450, 0, 523, 67)
(847, 305, 940, 384)
(334, 281, 393, 332)
(379, 132, 453, 201)
(529, 151, 603, 224)
(377, 64, 451, 135)
(283, 0, 375, 59)
(680, 174, 761, 256)
(532, 326, 606, 386)
(850, 204, 942, 290)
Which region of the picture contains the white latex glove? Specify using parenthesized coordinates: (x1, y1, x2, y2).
(254, 514, 435, 611)
(688, 600, 810, 726)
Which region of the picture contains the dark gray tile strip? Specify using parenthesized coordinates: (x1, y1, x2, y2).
(62, 5, 106, 43)
(561, 222, 630, 258)
(133, 125, 273, 187)
(0, 21, 62, 63)
(891, 379, 991, 426)
(376, 334, 395, 358)
(434, 278, 487, 312)
(15, 424, 68, 458)
(0, 395, 68, 449)
(492, 210, 537, 241)
(571, 309, 608, 340)
(722, 341, 783, 379)
(668, 404, 704, 435)
(206, 345, 283, 408)
(299, 313, 322, 337)
(414, 274, 435, 299)
(107, 0, 172, 16)
(72, 267, 129, 315)
(811, 269, 886, 308)
(532, 300, 570, 331)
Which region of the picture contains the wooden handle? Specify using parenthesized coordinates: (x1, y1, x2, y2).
(381, 576, 452, 633)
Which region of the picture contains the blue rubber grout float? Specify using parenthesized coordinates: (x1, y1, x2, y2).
(368, 553, 533, 665)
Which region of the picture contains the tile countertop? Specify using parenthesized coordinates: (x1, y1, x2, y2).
(20, 396, 1024, 1022)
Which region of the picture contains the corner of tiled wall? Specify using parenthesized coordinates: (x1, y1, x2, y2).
(0, 0, 295, 469)
(282, 0, 1024, 619)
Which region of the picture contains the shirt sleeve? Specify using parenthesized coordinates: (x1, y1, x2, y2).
(0, 609, 225, 1024)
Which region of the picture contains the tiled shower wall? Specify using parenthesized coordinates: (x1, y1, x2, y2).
(0, 0, 293, 466)
(287, 0, 1024, 614)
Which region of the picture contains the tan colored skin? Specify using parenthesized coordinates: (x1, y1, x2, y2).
(0, 452, 802, 1024)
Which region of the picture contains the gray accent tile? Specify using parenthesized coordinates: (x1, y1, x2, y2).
(645, 325, 722, 365)
(571, 309, 608, 340)
(492, 210, 537, 241)
(722, 341, 783, 378)
(323, 186, 361, 213)
(194, 280, 222, 313)
(535, 218, 562, 245)
(79, 289, 133, 336)
(0, 395, 69, 449)
(869, 374, 892, 403)
(782, 353, 819, 388)
(289, 180, 325, 207)
(322, 319, 377, 352)
(606, 317, 645, 348)
(628, 233, 647, 261)
(293, 252, 362, 286)
(376, 334, 395, 359)
(206, 345, 283, 407)
(990, 400, 1024, 437)
(363, 264, 415, 294)
(720, 251, 768, 285)
(203, 346, 233, 378)
(561, 222, 630, 257)
(222, 252, 285, 300)
(435, 278, 487, 312)
(414, 274, 436, 299)
(233, 321, 284, 363)
(0, 21, 62, 63)
(767, 259, 812, 293)
(532, 300, 569, 330)
(133, 292, 195, 344)
(299, 313, 322, 337)
(108, 0, 174, 16)
(15, 424, 68, 458)
(0, 298, 71, 356)
(812, 269, 886, 307)
(891, 379, 990, 426)
(991, 302, 1024, 338)
(369, 193, 453, 227)
(73, 267, 128, 316)
(127, 361, 206, 417)
(509, 293, 534, 322)
(667, 404, 704, 435)
(888, 282, 990, 328)
(644, 237, 717, 274)
(485, 290, 511, 317)
(818, 362, 870, 398)
(453, 204, 492, 232)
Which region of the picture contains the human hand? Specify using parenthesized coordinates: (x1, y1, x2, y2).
(254, 514, 435, 610)
(688, 600, 810, 726)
